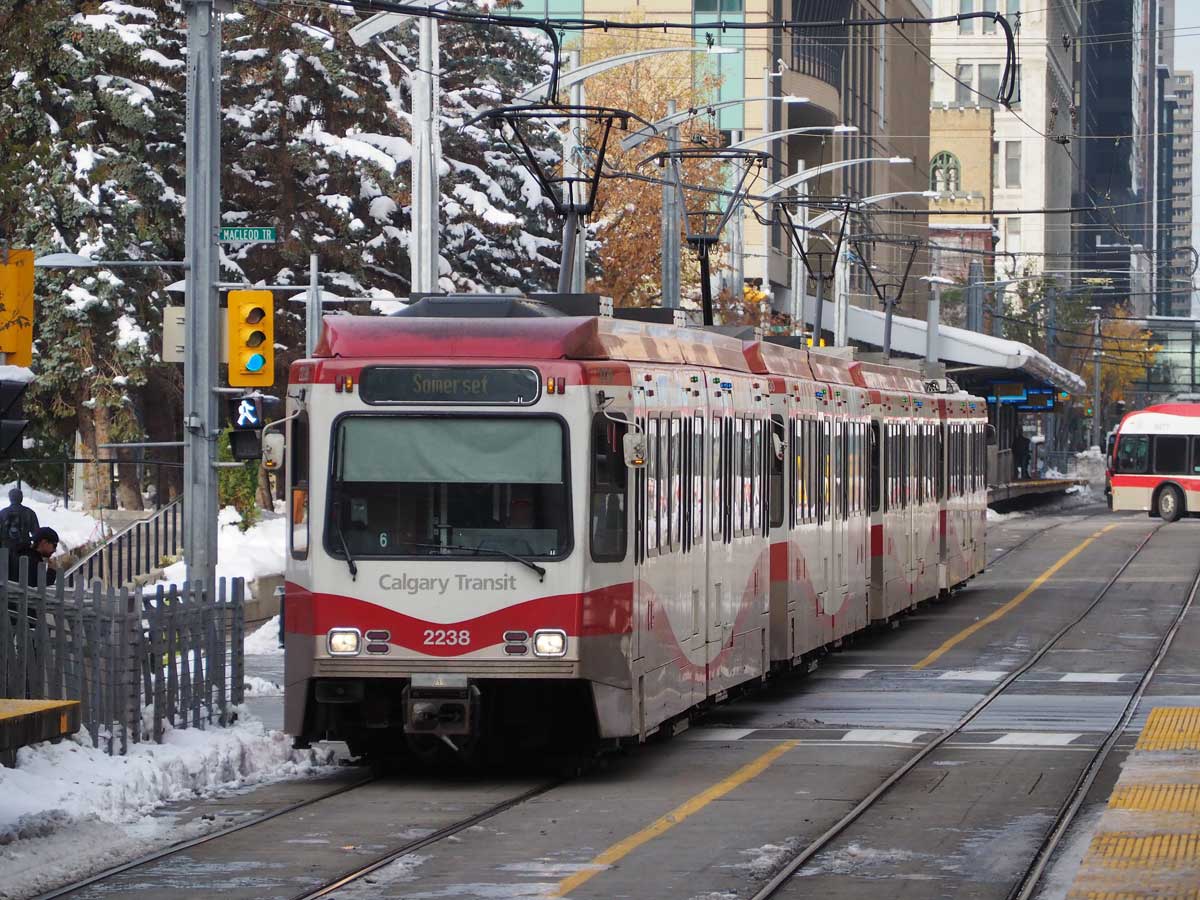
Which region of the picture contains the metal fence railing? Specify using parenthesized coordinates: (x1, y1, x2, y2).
(64, 497, 183, 589)
(3, 457, 183, 511)
(1, 554, 244, 755)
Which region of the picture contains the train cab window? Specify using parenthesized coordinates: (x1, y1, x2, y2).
(1154, 435, 1187, 475)
(290, 413, 310, 560)
(590, 413, 628, 563)
(1115, 434, 1149, 474)
(326, 415, 570, 561)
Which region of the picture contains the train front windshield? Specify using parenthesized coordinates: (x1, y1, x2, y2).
(327, 416, 571, 559)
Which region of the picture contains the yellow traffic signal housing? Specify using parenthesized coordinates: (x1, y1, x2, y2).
(227, 290, 274, 387)
(0, 249, 35, 367)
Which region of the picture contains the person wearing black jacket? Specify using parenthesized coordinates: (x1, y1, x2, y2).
(8, 526, 59, 586)
(0, 488, 39, 552)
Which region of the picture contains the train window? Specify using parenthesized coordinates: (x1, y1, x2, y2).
(712, 417, 722, 539)
(1115, 434, 1148, 474)
(326, 416, 570, 561)
(838, 420, 848, 519)
(869, 422, 880, 513)
(936, 425, 945, 501)
(769, 416, 785, 528)
(693, 414, 705, 543)
(635, 417, 646, 563)
(821, 418, 831, 524)
(725, 417, 735, 543)
(290, 413, 310, 560)
(1193, 437, 1200, 475)
(589, 413, 628, 563)
(788, 419, 798, 528)
(740, 418, 751, 535)
(1154, 435, 1188, 475)
(671, 417, 682, 548)
(646, 418, 659, 553)
(659, 418, 671, 551)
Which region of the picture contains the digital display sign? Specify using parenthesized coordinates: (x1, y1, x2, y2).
(360, 367, 540, 405)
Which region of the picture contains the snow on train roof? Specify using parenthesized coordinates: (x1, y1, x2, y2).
(315, 314, 752, 372)
(1118, 404, 1200, 435)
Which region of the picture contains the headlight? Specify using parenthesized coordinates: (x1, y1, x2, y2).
(327, 628, 361, 656)
(532, 629, 567, 657)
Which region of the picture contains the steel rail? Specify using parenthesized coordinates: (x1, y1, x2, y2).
(34, 775, 378, 899)
(985, 510, 1105, 568)
(1008, 546, 1200, 900)
(289, 780, 561, 900)
(748, 522, 1165, 900)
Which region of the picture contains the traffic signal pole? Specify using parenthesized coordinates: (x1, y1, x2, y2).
(183, 0, 221, 588)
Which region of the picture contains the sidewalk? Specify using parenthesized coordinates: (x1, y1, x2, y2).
(1065, 707, 1200, 898)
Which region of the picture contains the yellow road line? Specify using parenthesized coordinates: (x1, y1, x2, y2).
(912, 525, 1117, 670)
(553, 740, 799, 897)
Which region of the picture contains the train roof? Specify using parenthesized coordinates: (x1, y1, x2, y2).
(314, 314, 752, 372)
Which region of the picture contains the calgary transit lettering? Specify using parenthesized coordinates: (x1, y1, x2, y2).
(379, 573, 519, 594)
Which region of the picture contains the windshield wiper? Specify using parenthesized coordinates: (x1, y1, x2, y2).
(394, 540, 546, 582)
(331, 517, 358, 581)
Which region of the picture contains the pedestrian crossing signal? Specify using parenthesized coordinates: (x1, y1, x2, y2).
(227, 290, 274, 387)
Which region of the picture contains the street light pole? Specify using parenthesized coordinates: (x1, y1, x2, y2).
(182, 0, 221, 589)
(660, 99, 681, 309)
(1091, 308, 1103, 449)
(411, 15, 440, 293)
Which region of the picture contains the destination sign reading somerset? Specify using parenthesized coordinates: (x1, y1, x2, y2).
(361, 367, 540, 404)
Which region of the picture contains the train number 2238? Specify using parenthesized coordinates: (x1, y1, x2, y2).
(423, 629, 471, 646)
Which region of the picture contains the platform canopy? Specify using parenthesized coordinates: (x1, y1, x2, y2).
(819, 299, 1088, 396)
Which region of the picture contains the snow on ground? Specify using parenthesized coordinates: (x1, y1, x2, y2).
(152, 507, 285, 599)
(244, 614, 283, 656)
(987, 507, 1026, 522)
(0, 713, 335, 898)
(0, 480, 109, 553)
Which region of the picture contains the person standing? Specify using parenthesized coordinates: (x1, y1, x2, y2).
(0, 487, 39, 552)
(8, 526, 58, 586)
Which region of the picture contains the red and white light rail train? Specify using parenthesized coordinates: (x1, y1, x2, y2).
(280, 296, 988, 757)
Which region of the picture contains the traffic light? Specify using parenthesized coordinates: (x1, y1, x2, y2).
(227, 290, 274, 387)
(0, 377, 29, 458)
(1084, 405, 1094, 417)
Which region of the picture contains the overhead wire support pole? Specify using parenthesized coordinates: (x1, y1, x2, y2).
(306, 253, 320, 358)
(411, 13, 440, 293)
(660, 99, 681, 309)
(183, 0, 222, 588)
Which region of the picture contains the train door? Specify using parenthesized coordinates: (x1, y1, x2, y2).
(833, 417, 848, 598)
(632, 386, 648, 663)
(706, 398, 733, 666)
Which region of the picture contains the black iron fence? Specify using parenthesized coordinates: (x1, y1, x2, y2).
(1, 554, 245, 755)
(2, 457, 182, 511)
(64, 497, 184, 588)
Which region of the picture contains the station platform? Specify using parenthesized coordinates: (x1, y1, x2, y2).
(1066, 706, 1200, 898)
(0, 698, 80, 767)
(988, 477, 1088, 505)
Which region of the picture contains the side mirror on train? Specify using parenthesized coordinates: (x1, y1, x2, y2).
(623, 432, 646, 468)
(262, 432, 285, 471)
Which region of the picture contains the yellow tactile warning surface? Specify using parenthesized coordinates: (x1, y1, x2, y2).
(1137, 708, 1200, 751)
(1085, 833, 1200, 868)
(1066, 707, 1200, 899)
(1110, 784, 1200, 814)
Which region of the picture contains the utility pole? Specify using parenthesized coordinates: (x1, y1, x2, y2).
(568, 54, 587, 292)
(306, 253, 320, 358)
(660, 99, 681, 309)
(411, 15, 440, 293)
(726, 130, 745, 301)
(1092, 310, 1103, 449)
(966, 259, 984, 331)
(833, 244, 849, 347)
(925, 281, 941, 364)
(183, 0, 221, 588)
(1046, 284, 1057, 452)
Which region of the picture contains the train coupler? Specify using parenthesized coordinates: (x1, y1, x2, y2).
(402, 674, 479, 737)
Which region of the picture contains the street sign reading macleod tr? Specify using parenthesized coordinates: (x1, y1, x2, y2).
(218, 227, 277, 244)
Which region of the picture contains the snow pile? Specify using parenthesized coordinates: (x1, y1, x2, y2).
(243, 615, 283, 656)
(0, 481, 108, 553)
(0, 715, 332, 845)
(155, 507, 285, 598)
(987, 508, 1026, 522)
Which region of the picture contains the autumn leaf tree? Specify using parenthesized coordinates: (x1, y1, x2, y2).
(572, 22, 728, 308)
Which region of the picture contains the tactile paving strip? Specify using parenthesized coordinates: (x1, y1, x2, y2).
(1109, 784, 1200, 814)
(1085, 832, 1200, 869)
(1136, 707, 1200, 751)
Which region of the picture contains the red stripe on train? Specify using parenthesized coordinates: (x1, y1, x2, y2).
(283, 581, 633, 655)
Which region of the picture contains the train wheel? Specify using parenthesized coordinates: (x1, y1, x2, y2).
(1157, 485, 1184, 523)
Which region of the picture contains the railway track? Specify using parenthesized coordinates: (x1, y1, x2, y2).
(35, 773, 559, 900)
(749, 521, 1198, 899)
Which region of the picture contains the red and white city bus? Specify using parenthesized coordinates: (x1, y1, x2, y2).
(1110, 403, 1200, 521)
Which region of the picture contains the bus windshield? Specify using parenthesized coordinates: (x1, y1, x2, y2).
(327, 416, 571, 559)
